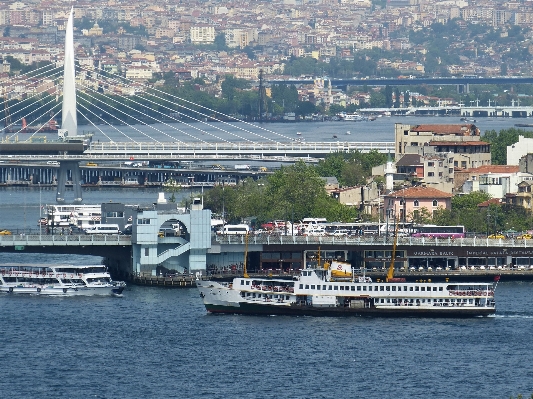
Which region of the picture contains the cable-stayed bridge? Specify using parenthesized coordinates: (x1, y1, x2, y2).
(0, 9, 383, 202)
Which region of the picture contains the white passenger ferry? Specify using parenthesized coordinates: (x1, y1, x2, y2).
(41, 204, 102, 230)
(197, 260, 498, 317)
(0, 264, 126, 296)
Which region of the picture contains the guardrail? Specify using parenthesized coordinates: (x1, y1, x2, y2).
(215, 235, 533, 247)
(0, 234, 131, 245)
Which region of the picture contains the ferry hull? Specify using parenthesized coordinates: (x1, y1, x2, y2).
(204, 302, 495, 318)
(0, 285, 124, 296)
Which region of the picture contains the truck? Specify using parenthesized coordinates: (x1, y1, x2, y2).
(234, 164, 251, 170)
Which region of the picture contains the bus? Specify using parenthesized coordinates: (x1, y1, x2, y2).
(411, 225, 465, 238)
(218, 224, 250, 235)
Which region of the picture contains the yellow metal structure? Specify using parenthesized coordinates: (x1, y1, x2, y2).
(386, 220, 399, 282)
(243, 232, 249, 278)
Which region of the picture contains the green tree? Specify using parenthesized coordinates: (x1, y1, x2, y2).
(214, 33, 227, 51)
(481, 128, 533, 165)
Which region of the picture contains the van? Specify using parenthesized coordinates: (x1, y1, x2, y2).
(218, 224, 250, 235)
(85, 224, 120, 234)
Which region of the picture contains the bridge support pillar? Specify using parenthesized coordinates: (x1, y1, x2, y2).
(56, 160, 82, 204)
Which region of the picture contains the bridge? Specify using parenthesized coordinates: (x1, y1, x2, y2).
(3, 226, 533, 275)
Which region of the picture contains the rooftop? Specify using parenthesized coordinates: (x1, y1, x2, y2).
(411, 124, 479, 136)
(386, 186, 452, 199)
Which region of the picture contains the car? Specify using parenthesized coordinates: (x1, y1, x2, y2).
(517, 234, 532, 239)
(0, 229, 12, 235)
(488, 234, 505, 239)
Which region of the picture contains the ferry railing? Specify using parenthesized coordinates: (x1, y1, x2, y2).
(214, 235, 533, 248)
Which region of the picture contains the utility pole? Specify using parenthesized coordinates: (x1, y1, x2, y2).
(258, 69, 264, 122)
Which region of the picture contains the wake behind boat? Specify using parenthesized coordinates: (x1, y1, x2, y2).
(0, 264, 126, 296)
(196, 261, 497, 317)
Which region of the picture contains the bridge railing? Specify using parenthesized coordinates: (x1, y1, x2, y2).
(214, 235, 533, 248)
(0, 234, 131, 245)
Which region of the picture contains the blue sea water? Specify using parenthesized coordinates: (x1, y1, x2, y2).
(1, 282, 532, 399)
(84, 115, 523, 143)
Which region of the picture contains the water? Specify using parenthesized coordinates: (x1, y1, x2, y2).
(1, 283, 532, 399)
(2, 135, 533, 398)
(84, 116, 522, 143)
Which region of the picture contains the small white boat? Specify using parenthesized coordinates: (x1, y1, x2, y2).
(0, 264, 126, 296)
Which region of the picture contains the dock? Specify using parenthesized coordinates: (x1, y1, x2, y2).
(131, 274, 197, 288)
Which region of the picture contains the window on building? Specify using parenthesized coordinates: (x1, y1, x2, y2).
(433, 200, 438, 206)
(427, 162, 434, 167)
(428, 172, 434, 177)
(414, 200, 419, 207)
(404, 130, 409, 135)
(439, 172, 443, 177)
(411, 142, 418, 146)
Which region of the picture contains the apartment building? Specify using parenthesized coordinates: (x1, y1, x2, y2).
(395, 123, 491, 169)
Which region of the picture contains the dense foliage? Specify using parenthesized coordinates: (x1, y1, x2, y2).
(481, 128, 533, 165)
(433, 191, 533, 233)
(202, 161, 358, 224)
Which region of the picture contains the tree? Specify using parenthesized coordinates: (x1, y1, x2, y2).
(481, 128, 533, 165)
(214, 33, 227, 51)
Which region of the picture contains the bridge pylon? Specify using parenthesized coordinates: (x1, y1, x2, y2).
(56, 160, 82, 204)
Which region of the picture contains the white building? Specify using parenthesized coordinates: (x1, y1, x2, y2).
(507, 135, 533, 165)
(463, 171, 533, 198)
(190, 25, 215, 44)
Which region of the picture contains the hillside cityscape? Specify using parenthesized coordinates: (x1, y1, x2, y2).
(3, 0, 533, 112)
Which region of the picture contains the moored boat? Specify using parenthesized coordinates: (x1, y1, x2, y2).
(0, 264, 126, 296)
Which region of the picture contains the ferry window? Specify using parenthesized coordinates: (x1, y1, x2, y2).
(328, 285, 332, 290)
(421, 299, 425, 303)
(334, 286, 338, 291)
(340, 286, 344, 291)
(316, 285, 320, 290)
(368, 286, 372, 291)
(311, 285, 315, 289)
(427, 287, 431, 291)
(420, 287, 425, 291)
(433, 287, 437, 291)
(322, 285, 326, 290)
(241, 281, 244, 285)
(286, 296, 290, 300)
(305, 285, 309, 289)
(363, 286, 367, 291)
(469, 299, 473, 304)
(246, 281, 249, 285)
(439, 287, 443, 291)
(403, 286, 408, 291)
(409, 287, 413, 291)
(345, 286, 350, 290)
(299, 284, 303, 289)
(351, 286, 356, 291)
(386, 286, 390, 291)
(387, 299, 391, 303)
(380, 286, 384, 291)
(415, 287, 419, 291)
(392, 286, 396, 291)
(357, 286, 361, 291)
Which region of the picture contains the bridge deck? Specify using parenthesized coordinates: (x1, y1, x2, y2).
(2, 234, 531, 249)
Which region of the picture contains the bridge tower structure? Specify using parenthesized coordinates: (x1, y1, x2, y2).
(131, 199, 212, 275)
(56, 7, 83, 204)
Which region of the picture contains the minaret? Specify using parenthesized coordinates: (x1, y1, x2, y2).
(61, 7, 77, 139)
(384, 151, 395, 192)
